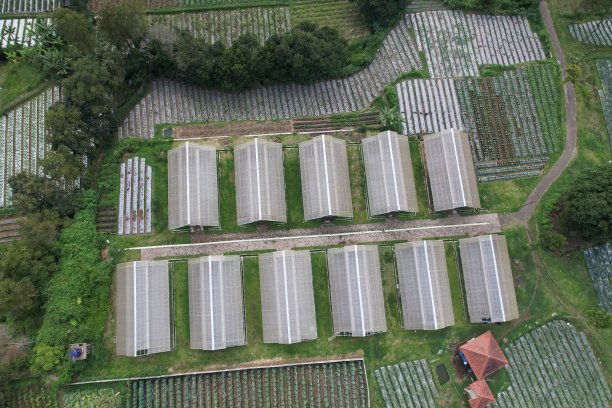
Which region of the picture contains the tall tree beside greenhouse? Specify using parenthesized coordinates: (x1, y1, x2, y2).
(558, 165, 612, 242)
(351, 0, 409, 31)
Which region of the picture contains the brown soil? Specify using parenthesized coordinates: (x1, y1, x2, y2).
(172, 120, 293, 139)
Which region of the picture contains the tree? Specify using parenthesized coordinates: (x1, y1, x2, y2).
(350, 0, 408, 31)
(51, 8, 96, 53)
(45, 104, 92, 155)
(587, 308, 612, 329)
(557, 165, 612, 242)
(565, 64, 582, 84)
(98, 0, 149, 49)
(9, 173, 80, 217)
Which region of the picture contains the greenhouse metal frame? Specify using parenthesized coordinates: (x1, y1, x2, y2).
(115, 260, 172, 357)
(362, 130, 419, 216)
(299, 135, 353, 221)
(327, 245, 387, 336)
(259, 250, 317, 344)
(188, 255, 246, 350)
(394, 240, 454, 330)
(423, 128, 480, 211)
(234, 138, 287, 225)
(167, 142, 219, 230)
(459, 234, 519, 323)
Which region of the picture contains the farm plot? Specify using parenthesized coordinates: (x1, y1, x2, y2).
(408, 11, 545, 78)
(569, 19, 612, 46)
(291, 0, 369, 40)
(0, 216, 21, 244)
(117, 17, 421, 139)
(0, 384, 59, 408)
(596, 59, 612, 148)
(0, 85, 62, 207)
(492, 320, 611, 408)
(584, 243, 612, 314)
(118, 157, 152, 235)
(68, 359, 369, 407)
(180, 0, 281, 7)
(397, 64, 561, 180)
(89, 0, 178, 10)
(374, 359, 438, 408)
(63, 388, 121, 408)
(150, 7, 290, 46)
(0, 0, 58, 14)
(0, 18, 50, 48)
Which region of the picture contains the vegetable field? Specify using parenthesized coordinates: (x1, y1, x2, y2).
(0, 86, 62, 207)
(118, 157, 152, 235)
(397, 64, 562, 181)
(569, 19, 612, 46)
(0, 18, 49, 48)
(63, 388, 121, 408)
(408, 11, 545, 78)
(596, 59, 612, 148)
(150, 7, 291, 46)
(0, 384, 59, 408)
(584, 243, 612, 314)
(118, 17, 421, 139)
(0, 0, 58, 14)
(493, 321, 611, 407)
(291, 0, 368, 40)
(374, 359, 438, 408)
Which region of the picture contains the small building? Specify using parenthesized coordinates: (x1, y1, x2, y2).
(327, 245, 387, 336)
(115, 261, 171, 357)
(459, 234, 519, 323)
(459, 331, 509, 380)
(299, 135, 353, 221)
(465, 379, 495, 408)
(188, 256, 246, 351)
(423, 128, 480, 211)
(259, 250, 317, 344)
(234, 138, 287, 225)
(362, 130, 418, 216)
(167, 142, 219, 230)
(394, 240, 454, 330)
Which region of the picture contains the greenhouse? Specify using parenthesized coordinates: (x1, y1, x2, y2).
(362, 130, 418, 216)
(115, 261, 171, 357)
(299, 135, 353, 220)
(188, 255, 246, 351)
(167, 142, 219, 230)
(327, 245, 387, 336)
(394, 240, 454, 330)
(459, 234, 519, 323)
(423, 128, 480, 211)
(234, 138, 287, 225)
(258, 250, 317, 344)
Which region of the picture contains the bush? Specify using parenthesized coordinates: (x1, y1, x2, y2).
(586, 308, 612, 329)
(350, 0, 409, 31)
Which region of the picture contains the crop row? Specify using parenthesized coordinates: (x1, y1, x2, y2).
(569, 19, 612, 46)
(584, 243, 612, 314)
(0, 17, 48, 47)
(0, 384, 59, 408)
(179, 0, 280, 7)
(118, 157, 152, 235)
(63, 388, 121, 408)
(0, 86, 61, 207)
(374, 359, 438, 408)
(492, 320, 611, 408)
(120, 360, 368, 408)
(0, 0, 58, 14)
(150, 7, 290, 46)
(596, 59, 612, 148)
(117, 17, 421, 139)
(408, 11, 545, 78)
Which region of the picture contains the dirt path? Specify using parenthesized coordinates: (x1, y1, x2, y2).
(502, 1, 578, 228)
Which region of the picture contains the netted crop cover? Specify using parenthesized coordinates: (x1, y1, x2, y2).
(259, 250, 317, 344)
(327, 245, 387, 336)
(299, 135, 353, 221)
(423, 129, 480, 211)
(234, 138, 287, 225)
(115, 261, 171, 357)
(459, 235, 519, 323)
(168, 142, 219, 230)
(362, 131, 418, 216)
(188, 256, 245, 350)
(395, 240, 454, 330)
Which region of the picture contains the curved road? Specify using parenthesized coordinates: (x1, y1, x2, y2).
(503, 0, 578, 227)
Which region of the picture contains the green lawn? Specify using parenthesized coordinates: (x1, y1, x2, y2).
(0, 61, 46, 114)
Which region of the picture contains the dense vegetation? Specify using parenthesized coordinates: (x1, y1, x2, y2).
(441, 0, 538, 13)
(350, 0, 409, 31)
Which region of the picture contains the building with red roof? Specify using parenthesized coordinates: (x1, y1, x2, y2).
(459, 331, 508, 379)
(465, 379, 495, 408)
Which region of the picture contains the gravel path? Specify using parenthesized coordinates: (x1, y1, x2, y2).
(134, 213, 501, 260)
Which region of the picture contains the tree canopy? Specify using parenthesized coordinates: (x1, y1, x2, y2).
(350, 0, 409, 31)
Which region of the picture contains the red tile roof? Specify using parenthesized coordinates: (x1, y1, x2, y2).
(465, 379, 495, 408)
(459, 331, 508, 379)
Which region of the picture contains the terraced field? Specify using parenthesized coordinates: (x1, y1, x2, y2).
(291, 0, 368, 39)
(596, 59, 612, 148)
(118, 157, 152, 235)
(150, 7, 291, 46)
(408, 11, 545, 78)
(0, 216, 21, 244)
(569, 19, 612, 46)
(397, 64, 562, 180)
(0, 86, 62, 207)
(374, 359, 438, 408)
(584, 243, 612, 314)
(117, 17, 421, 138)
(0, 18, 50, 48)
(492, 321, 611, 407)
(0, 0, 59, 14)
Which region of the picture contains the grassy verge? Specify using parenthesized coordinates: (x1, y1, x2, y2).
(0, 61, 46, 114)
